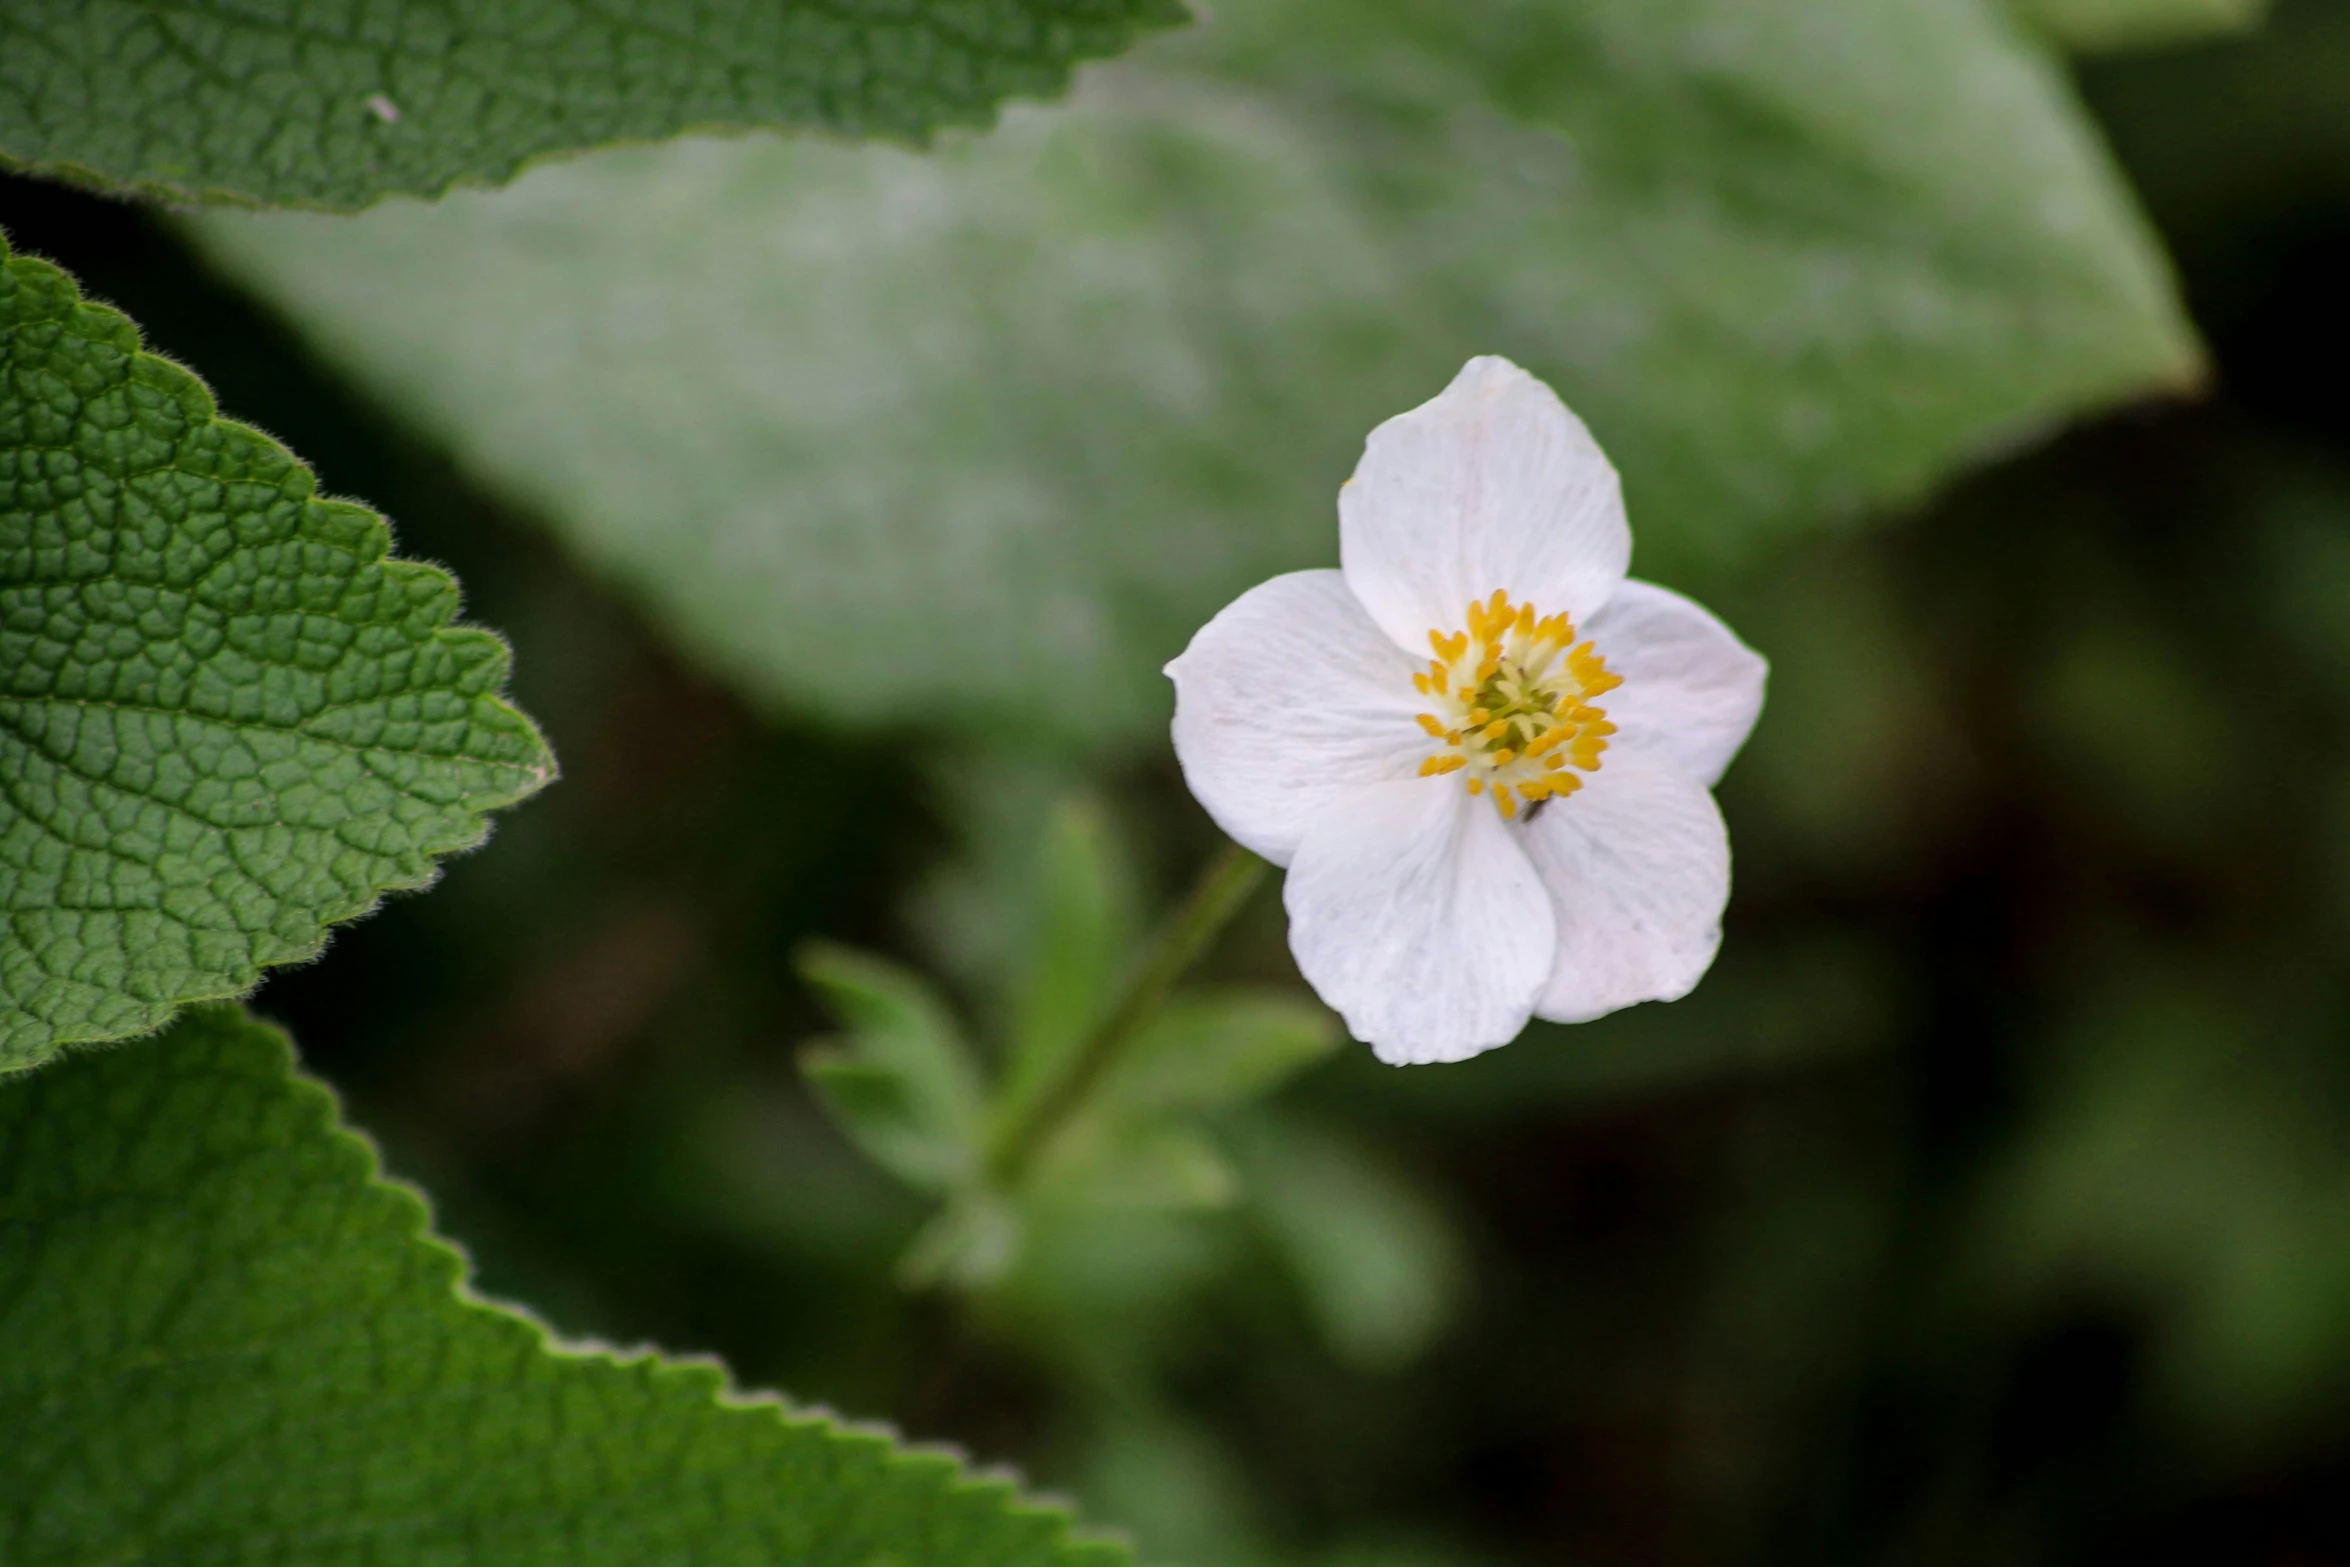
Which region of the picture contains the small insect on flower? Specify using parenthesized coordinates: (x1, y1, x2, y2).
(1165, 357, 1766, 1065)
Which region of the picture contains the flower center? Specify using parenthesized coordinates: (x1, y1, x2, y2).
(1411, 589, 1621, 820)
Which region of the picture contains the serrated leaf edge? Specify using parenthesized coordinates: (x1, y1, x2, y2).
(0, 0, 1193, 216)
(0, 230, 557, 1068)
(229, 1002, 1132, 1564)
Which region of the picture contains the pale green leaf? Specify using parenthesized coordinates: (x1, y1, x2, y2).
(799, 941, 986, 1192)
(903, 1188, 1025, 1289)
(0, 0, 1188, 211)
(0, 1003, 1129, 1567)
(0, 235, 551, 1073)
(1109, 990, 1340, 1117)
(996, 799, 1137, 1126)
(1040, 1122, 1238, 1210)
(2010, 0, 2266, 51)
(188, 0, 2197, 745)
(1230, 1116, 1460, 1372)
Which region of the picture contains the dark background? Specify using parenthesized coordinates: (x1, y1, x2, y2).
(8, 5, 2350, 1562)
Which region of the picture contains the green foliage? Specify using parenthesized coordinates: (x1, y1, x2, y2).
(1230, 1115, 1461, 1372)
(0, 1003, 1128, 1567)
(0, 235, 550, 1072)
(185, 0, 2199, 747)
(0, 0, 1189, 211)
(1972, 980, 2350, 1450)
(997, 800, 1140, 1133)
(803, 796, 1346, 1287)
(800, 941, 987, 1193)
(1112, 993, 1341, 1118)
(2011, 0, 2267, 51)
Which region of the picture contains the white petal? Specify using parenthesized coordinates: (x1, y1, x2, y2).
(1284, 779, 1556, 1065)
(1522, 746, 1730, 1025)
(1167, 570, 1430, 867)
(1584, 579, 1768, 788)
(1339, 356, 1630, 656)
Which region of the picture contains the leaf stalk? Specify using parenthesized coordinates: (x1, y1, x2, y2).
(986, 841, 1266, 1186)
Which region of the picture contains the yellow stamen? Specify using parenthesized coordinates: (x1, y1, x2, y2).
(1403, 588, 1619, 813)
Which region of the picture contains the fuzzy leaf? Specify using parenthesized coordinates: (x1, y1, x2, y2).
(187, 0, 2198, 746)
(0, 1003, 1129, 1567)
(0, 235, 550, 1073)
(0, 0, 1188, 211)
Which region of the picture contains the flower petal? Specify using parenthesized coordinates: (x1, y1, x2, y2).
(1339, 356, 1630, 655)
(1167, 569, 1429, 867)
(1584, 579, 1768, 788)
(1521, 745, 1730, 1025)
(1285, 778, 1556, 1065)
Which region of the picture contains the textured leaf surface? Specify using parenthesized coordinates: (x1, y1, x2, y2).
(0, 1003, 1129, 1567)
(0, 235, 550, 1072)
(189, 0, 2198, 746)
(0, 0, 1188, 210)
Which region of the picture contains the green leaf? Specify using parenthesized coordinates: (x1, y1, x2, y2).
(799, 941, 986, 1192)
(1109, 990, 1340, 1117)
(1041, 1121, 1238, 1210)
(0, 1002, 1130, 1566)
(995, 799, 1137, 1128)
(903, 1188, 1025, 1290)
(0, 0, 1188, 211)
(0, 235, 550, 1073)
(186, 0, 2198, 746)
(2009, 0, 2266, 51)
(1229, 1116, 1460, 1372)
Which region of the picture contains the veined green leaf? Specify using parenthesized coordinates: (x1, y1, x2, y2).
(0, 0, 1189, 211)
(0, 1003, 1130, 1567)
(0, 235, 551, 1072)
(800, 941, 986, 1192)
(188, 0, 2197, 746)
(2010, 0, 2266, 51)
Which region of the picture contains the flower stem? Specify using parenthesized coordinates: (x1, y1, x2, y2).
(987, 841, 1267, 1188)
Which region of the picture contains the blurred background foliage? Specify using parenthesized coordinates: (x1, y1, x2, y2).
(7, 0, 2350, 1561)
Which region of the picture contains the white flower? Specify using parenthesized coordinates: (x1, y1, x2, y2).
(1165, 357, 1766, 1065)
